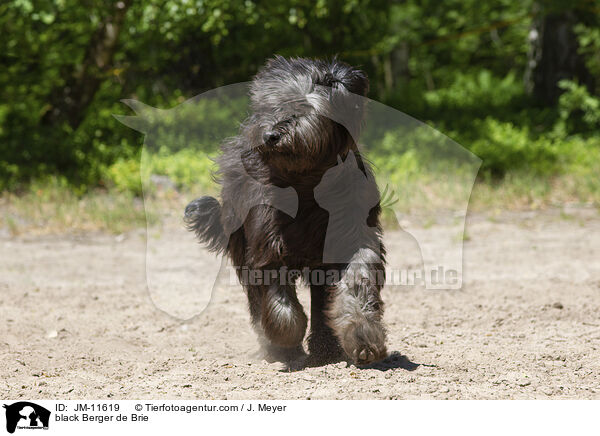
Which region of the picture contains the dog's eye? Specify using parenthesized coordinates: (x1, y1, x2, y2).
(278, 115, 298, 126)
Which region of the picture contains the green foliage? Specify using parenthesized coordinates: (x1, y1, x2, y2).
(0, 0, 599, 201)
(557, 80, 600, 134)
(103, 149, 216, 195)
(371, 150, 422, 182)
(424, 70, 522, 111)
(103, 156, 143, 195)
(574, 22, 600, 79)
(145, 149, 216, 192)
(468, 119, 559, 177)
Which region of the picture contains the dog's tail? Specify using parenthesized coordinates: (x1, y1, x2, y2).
(184, 196, 227, 253)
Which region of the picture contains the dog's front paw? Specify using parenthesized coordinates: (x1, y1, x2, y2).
(341, 321, 387, 365)
(326, 254, 388, 365)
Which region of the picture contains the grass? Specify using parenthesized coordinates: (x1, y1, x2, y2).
(469, 172, 600, 211)
(1, 170, 598, 236)
(0, 178, 150, 235)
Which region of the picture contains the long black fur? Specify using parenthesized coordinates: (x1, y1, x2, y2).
(185, 56, 387, 366)
(184, 196, 227, 253)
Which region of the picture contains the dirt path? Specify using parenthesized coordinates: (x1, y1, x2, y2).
(2, 208, 600, 399)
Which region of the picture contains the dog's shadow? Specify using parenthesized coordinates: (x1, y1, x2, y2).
(360, 351, 423, 371)
(282, 351, 427, 372)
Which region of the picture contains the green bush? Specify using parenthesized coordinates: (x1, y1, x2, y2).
(468, 118, 559, 177)
(103, 148, 216, 195)
(424, 70, 522, 111)
(103, 157, 143, 195)
(146, 148, 216, 191)
(557, 80, 600, 134)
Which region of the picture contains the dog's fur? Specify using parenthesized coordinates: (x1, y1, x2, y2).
(185, 56, 387, 366)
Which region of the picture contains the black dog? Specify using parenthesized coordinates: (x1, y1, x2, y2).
(185, 56, 387, 366)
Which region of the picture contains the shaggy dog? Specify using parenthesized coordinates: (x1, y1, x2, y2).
(184, 56, 387, 366)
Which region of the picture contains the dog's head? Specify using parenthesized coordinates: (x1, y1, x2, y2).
(247, 56, 369, 173)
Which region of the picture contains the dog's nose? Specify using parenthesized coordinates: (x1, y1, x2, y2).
(263, 131, 280, 146)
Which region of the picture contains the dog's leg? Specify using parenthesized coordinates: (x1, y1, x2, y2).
(326, 248, 387, 365)
(261, 283, 308, 348)
(307, 283, 344, 365)
(246, 283, 307, 363)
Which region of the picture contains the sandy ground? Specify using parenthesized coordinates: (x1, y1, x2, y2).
(1, 207, 600, 400)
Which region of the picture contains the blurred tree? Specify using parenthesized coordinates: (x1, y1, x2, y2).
(42, 0, 133, 129)
(526, 0, 596, 105)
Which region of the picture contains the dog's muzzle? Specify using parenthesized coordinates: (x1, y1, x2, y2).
(262, 131, 281, 147)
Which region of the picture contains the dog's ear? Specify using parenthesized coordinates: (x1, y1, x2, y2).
(349, 68, 369, 97)
(338, 68, 368, 97)
(328, 60, 369, 97)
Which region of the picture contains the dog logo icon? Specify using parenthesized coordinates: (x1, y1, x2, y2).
(3, 402, 50, 434)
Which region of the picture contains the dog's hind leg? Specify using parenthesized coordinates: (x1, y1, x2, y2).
(306, 283, 344, 366)
(246, 283, 307, 363)
(326, 248, 388, 365)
